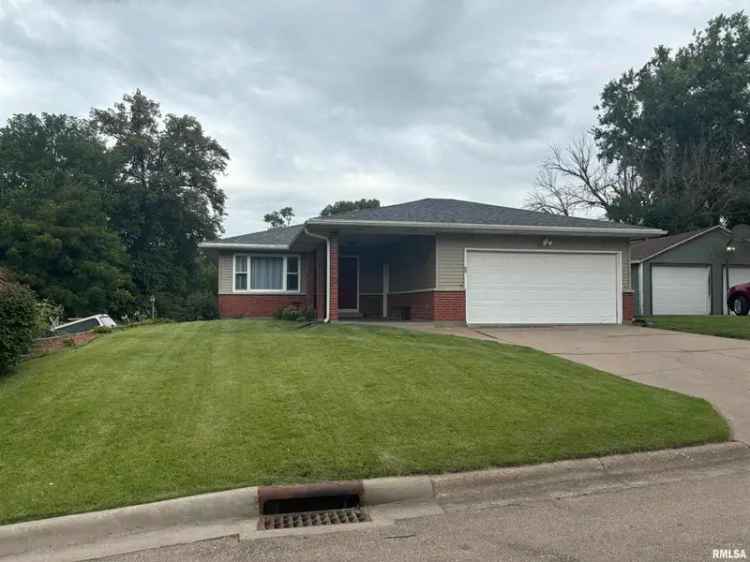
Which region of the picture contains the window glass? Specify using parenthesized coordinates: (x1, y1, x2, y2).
(235, 255, 248, 290)
(286, 256, 299, 291)
(251, 256, 284, 290)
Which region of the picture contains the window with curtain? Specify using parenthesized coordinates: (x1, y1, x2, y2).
(251, 256, 284, 290)
(234, 255, 300, 292)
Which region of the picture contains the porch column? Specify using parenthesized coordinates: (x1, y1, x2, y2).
(329, 236, 339, 320)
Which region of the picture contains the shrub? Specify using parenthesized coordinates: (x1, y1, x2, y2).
(182, 291, 219, 321)
(273, 305, 317, 322)
(33, 299, 64, 338)
(0, 279, 38, 375)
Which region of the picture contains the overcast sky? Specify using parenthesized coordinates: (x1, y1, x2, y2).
(1, 0, 745, 235)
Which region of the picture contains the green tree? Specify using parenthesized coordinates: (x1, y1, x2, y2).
(0, 114, 133, 316)
(91, 90, 229, 310)
(594, 11, 750, 231)
(320, 198, 380, 216)
(264, 206, 294, 228)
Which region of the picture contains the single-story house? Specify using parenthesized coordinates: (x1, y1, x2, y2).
(200, 198, 664, 325)
(631, 224, 750, 316)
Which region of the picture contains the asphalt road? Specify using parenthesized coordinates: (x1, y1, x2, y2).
(102, 460, 750, 562)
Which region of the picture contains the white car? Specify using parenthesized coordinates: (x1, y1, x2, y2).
(52, 314, 117, 336)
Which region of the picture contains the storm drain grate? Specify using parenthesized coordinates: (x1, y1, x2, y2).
(260, 507, 370, 530)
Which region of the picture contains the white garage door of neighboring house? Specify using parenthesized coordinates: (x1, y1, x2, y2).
(651, 265, 710, 315)
(465, 250, 621, 325)
(723, 266, 750, 313)
(727, 266, 750, 289)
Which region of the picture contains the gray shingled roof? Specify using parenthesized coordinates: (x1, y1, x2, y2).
(217, 224, 304, 245)
(311, 198, 645, 230)
(630, 225, 722, 262)
(207, 198, 659, 248)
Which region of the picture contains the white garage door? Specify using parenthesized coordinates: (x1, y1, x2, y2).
(465, 250, 620, 325)
(728, 266, 750, 289)
(651, 265, 710, 315)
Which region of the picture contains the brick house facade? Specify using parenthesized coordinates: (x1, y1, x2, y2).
(202, 198, 664, 325)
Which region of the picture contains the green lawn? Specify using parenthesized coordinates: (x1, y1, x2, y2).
(0, 320, 729, 524)
(643, 315, 750, 340)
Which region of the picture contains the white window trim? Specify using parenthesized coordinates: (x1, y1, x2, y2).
(232, 253, 303, 294)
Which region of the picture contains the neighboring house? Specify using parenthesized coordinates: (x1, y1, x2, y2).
(631, 224, 750, 316)
(199, 198, 663, 325)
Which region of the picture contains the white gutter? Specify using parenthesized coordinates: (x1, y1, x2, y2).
(303, 227, 330, 323)
(305, 219, 666, 238)
(198, 242, 289, 250)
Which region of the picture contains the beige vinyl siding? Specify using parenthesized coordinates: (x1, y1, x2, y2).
(389, 236, 436, 293)
(437, 234, 631, 291)
(218, 252, 233, 294)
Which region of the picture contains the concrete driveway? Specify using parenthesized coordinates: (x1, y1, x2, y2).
(478, 325, 750, 443)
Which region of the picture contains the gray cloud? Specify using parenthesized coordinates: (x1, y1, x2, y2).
(1, 0, 745, 234)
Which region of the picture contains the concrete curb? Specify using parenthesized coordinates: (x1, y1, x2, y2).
(2, 442, 747, 560)
(0, 487, 258, 559)
(433, 442, 750, 503)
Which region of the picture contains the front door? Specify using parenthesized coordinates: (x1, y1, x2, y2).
(338, 256, 358, 310)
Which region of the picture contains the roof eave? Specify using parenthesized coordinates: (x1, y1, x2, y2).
(198, 242, 290, 251)
(305, 218, 666, 239)
(632, 225, 729, 263)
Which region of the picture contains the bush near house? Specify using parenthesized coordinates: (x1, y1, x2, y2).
(273, 304, 316, 321)
(0, 272, 38, 375)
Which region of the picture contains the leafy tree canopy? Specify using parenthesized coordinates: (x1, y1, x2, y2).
(594, 11, 750, 231)
(0, 114, 133, 316)
(264, 206, 294, 228)
(0, 91, 228, 320)
(320, 198, 380, 217)
(91, 90, 229, 304)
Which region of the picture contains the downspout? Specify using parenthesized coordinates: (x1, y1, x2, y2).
(304, 227, 331, 323)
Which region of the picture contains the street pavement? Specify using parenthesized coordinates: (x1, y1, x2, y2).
(101, 452, 750, 562)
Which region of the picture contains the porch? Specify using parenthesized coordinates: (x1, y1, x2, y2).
(325, 233, 438, 321)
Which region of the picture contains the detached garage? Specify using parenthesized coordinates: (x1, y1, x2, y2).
(631, 225, 750, 316)
(651, 265, 710, 315)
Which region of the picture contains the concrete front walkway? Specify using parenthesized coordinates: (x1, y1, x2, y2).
(473, 324, 750, 443)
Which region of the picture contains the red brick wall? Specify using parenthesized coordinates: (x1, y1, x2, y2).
(623, 291, 635, 322)
(32, 331, 97, 355)
(218, 294, 309, 317)
(315, 245, 326, 319)
(386, 290, 467, 321)
(388, 291, 434, 320)
(433, 291, 466, 321)
(329, 237, 339, 321)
